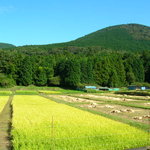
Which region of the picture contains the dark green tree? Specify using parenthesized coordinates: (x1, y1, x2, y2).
(18, 57, 33, 86)
(35, 67, 47, 86)
(141, 51, 150, 83)
(63, 58, 81, 88)
(94, 57, 111, 86)
(108, 70, 119, 87)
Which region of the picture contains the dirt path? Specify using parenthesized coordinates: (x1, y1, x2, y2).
(0, 95, 13, 150)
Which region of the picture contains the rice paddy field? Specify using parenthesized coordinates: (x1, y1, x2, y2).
(39, 90, 62, 94)
(0, 88, 150, 150)
(12, 95, 149, 150)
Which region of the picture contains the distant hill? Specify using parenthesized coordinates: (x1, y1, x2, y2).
(48, 24, 150, 51)
(9, 24, 150, 52)
(0, 43, 15, 49)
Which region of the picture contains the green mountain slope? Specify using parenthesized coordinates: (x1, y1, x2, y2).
(0, 43, 15, 49)
(48, 24, 150, 51)
(9, 23, 150, 52)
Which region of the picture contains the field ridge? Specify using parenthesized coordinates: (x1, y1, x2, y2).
(0, 95, 13, 150)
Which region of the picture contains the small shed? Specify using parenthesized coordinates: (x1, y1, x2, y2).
(110, 88, 120, 91)
(141, 87, 146, 90)
(146, 87, 150, 89)
(128, 86, 147, 90)
(85, 86, 97, 89)
(99, 87, 120, 91)
(128, 86, 138, 90)
(99, 87, 110, 91)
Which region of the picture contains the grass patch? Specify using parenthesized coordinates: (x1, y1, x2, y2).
(0, 91, 12, 96)
(114, 102, 150, 109)
(9, 86, 85, 94)
(116, 90, 150, 96)
(85, 89, 112, 93)
(38, 89, 84, 95)
(15, 90, 38, 95)
(38, 90, 62, 94)
(60, 89, 84, 94)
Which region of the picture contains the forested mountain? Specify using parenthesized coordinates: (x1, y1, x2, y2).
(0, 24, 150, 88)
(0, 43, 15, 49)
(9, 24, 150, 53)
(67, 24, 150, 51)
(44, 24, 150, 51)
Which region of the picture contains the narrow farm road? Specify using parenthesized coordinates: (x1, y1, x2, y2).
(0, 95, 13, 150)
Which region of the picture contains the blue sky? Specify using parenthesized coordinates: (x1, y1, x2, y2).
(0, 0, 150, 46)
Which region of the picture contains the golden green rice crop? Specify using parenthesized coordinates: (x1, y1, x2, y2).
(39, 90, 61, 94)
(0, 96, 9, 113)
(0, 91, 12, 95)
(15, 90, 38, 95)
(11, 95, 149, 150)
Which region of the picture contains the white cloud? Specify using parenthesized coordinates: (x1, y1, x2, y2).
(0, 5, 14, 14)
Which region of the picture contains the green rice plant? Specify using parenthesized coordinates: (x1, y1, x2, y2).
(0, 96, 9, 113)
(14, 85, 63, 91)
(0, 91, 12, 95)
(39, 89, 84, 94)
(60, 89, 84, 94)
(85, 89, 111, 93)
(15, 90, 38, 95)
(38, 90, 61, 94)
(85, 89, 97, 93)
(11, 95, 149, 150)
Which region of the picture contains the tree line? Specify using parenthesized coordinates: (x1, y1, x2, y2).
(0, 47, 150, 88)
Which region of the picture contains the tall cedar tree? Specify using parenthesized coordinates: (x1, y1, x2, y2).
(63, 59, 81, 88)
(18, 57, 33, 86)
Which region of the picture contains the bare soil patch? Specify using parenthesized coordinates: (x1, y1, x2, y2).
(48, 94, 149, 125)
(102, 93, 150, 101)
(48, 95, 99, 104)
(75, 94, 150, 108)
(77, 94, 142, 102)
(80, 103, 150, 124)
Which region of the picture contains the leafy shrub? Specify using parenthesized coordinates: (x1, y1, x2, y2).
(0, 91, 12, 95)
(131, 82, 150, 87)
(48, 76, 61, 86)
(15, 90, 38, 95)
(0, 73, 15, 87)
(85, 89, 97, 93)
